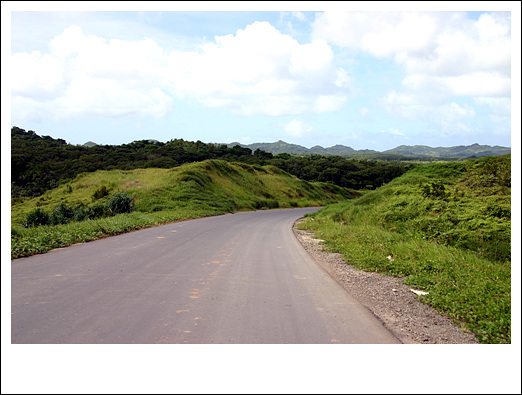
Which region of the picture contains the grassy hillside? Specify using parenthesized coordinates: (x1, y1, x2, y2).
(11, 159, 354, 258)
(298, 155, 511, 343)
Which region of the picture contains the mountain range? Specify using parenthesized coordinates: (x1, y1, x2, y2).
(225, 140, 510, 158)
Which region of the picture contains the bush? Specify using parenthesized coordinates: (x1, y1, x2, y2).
(73, 205, 93, 222)
(91, 203, 108, 218)
(421, 181, 447, 199)
(92, 185, 109, 201)
(50, 202, 75, 225)
(106, 192, 135, 215)
(22, 207, 51, 227)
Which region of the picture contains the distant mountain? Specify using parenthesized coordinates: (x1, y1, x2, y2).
(227, 140, 379, 156)
(383, 143, 511, 158)
(226, 141, 510, 158)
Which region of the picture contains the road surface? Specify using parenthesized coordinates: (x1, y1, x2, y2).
(11, 208, 400, 344)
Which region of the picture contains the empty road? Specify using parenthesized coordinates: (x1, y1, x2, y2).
(11, 208, 400, 344)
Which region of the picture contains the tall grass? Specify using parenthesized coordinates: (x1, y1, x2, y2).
(299, 155, 511, 343)
(11, 209, 220, 259)
(11, 160, 354, 259)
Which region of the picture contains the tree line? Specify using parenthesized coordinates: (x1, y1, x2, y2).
(11, 126, 415, 198)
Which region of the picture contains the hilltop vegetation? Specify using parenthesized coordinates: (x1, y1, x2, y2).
(298, 155, 511, 343)
(11, 160, 353, 258)
(12, 126, 414, 197)
(227, 140, 510, 159)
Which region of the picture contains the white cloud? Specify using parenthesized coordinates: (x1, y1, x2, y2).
(383, 90, 476, 124)
(11, 21, 351, 122)
(312, 11, 440, 58)
(165, 21, 349, 116)
(11, 25, 172, 121)
(382, 128, 405, 136)
(444, 72, 510, 97)
(359, 107, 370, 116)
(11, 51, 64, 99)
(312, 11, 511, 124)
(283, 119, 315, 138)
(292, 12, 307, 22)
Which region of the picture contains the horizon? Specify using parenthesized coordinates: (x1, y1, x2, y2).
(11, 125, 512, 151)
(12, 125, 511, 153)
(3, 3, 519, 153)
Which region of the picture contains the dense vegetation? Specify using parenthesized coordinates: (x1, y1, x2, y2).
(228, 139, 510, 158)
(12, 126, 414, 198)
(11, 159, 353, 258)
(298, 155, 511, 343)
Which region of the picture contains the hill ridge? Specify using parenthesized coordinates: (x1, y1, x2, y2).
(225, 141, 510, 158)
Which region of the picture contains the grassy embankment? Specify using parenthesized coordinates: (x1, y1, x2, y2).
(298, 155, 511, 343)
(11, 159, 354, 259)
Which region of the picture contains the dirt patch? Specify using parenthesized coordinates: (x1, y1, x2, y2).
(293, 219, 479, 344)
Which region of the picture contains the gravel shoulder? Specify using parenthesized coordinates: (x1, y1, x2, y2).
(293, 219, 479, 344)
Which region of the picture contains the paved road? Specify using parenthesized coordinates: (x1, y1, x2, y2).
(11, 208, 400, 344)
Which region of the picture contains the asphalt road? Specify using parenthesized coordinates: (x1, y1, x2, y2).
(11, 208, 400, 344)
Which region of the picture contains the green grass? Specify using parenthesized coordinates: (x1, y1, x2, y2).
(11, 159, 354, 259)
(298, 155, 511, 343)
(10, 209, 220, 259)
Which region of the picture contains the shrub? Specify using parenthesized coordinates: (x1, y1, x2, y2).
(421, 181, 447, 199)
(73, 205, 93, 222)
(50, 202, 75, 225)
(91, 203, 108, 218)
(92, 185, 109, 201)
(22, 207, 51, 227)
(106, 192, 135, 215)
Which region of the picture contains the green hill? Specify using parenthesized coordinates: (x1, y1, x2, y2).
(299, 155, 511, 343)
(383, 143, 511, 158)
(226, 140, 509, 158)
(11, 160, 354, 258)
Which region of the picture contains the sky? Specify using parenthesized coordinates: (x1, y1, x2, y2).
(3, 2, 520, 152)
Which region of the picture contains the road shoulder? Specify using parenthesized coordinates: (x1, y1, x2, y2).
(293, 219, 479, 344)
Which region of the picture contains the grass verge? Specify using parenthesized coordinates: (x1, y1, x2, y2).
(298, 155, 511, 344)
(11, 160, 354, 259)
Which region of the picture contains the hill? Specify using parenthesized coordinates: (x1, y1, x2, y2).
(11, 159, 355, 257)
(298, 154, 511, 343)
(226, 140, 510, 158)
(11, 126, 414, 198)
(383, 143, 511, 158)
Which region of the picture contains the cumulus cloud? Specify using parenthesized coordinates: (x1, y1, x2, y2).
(283, 119, 315, 138)
(11, 22, 351, 122)
(312, 11, 511, 121)
(12, 25, 173, 120)
(165, 21, 349, 116)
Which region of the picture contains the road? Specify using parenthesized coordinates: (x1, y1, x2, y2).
(11, 208, 400, 344)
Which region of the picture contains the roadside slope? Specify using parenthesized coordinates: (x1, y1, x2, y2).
(298, 155, 511, 343)
(11, 160, 353, 258)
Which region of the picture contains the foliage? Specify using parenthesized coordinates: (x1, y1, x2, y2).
(22, 207, 51, 227)
(106, 192, 135, 215)
(50, 202, 75, 225)
(229, 140, 510, 158)
(421, 181, 447, 199)
(92, 185, 109, 200)
(12, 126, 414, 198)
(11, 159, 353, 258)
(20, 193, 134, 228)
(299, 155, 511, 343)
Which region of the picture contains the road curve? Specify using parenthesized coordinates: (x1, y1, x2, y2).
(11, 208, 400, 344)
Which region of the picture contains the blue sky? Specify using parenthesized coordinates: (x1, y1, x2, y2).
(3, 3, 520, 152)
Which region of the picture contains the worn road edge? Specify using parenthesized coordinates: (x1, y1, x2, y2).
(293, 218, 479, 344)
